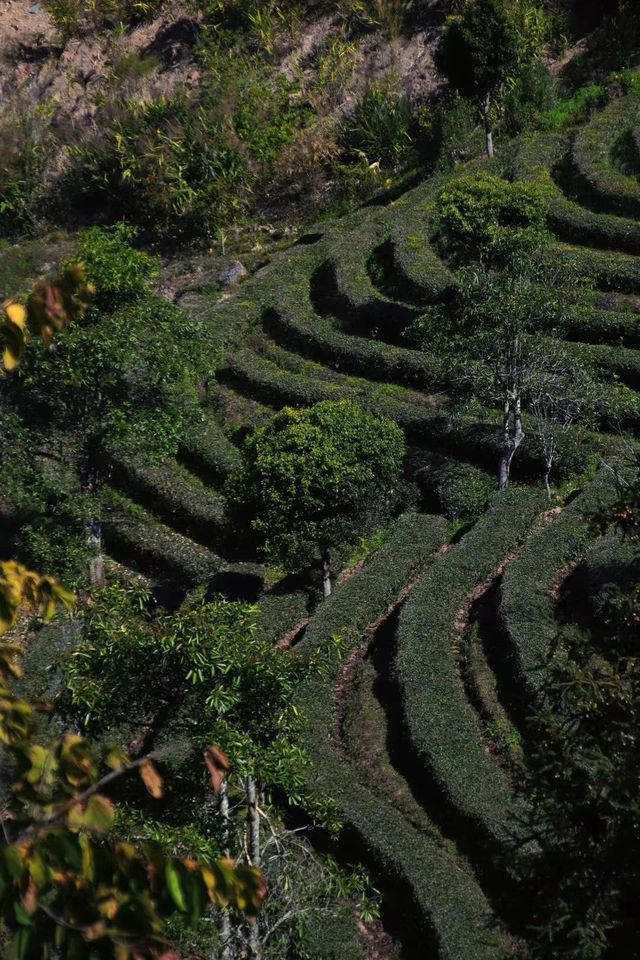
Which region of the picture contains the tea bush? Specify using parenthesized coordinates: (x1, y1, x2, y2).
(77, 224, 159, 312)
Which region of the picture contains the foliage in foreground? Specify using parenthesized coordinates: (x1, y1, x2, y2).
(0, 570, 265, 959)
(524, 458, 640, 959)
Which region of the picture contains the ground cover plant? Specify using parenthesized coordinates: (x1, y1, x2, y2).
(2, 2, 640, 958)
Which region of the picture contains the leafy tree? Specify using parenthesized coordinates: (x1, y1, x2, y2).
(0, 276, 265, 958)
(523, 458, 640, 958)
(62, 583, 309, 800)
(0, 567, 265, 959)
(435, 0, 520, 157)
(430, 175, 598, 490)
(435, 171, 549, 265)
(227, 400, 405, 596)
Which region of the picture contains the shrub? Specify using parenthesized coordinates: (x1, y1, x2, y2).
(425, 94, 481, 170)
(57, 62, 309, 242)
(179, 414, 241, 485)
(104, 447, 227, 547)
(77, 224, 159, 312)
(60, 96, 248, 242)
(0, 107, 52, 239)
(548, 242, 640, 293)
(340, 78, 415, 171)
(537, 83, 607, 131)
(100, 486, 221, 585)
(430, 458, 495, 519)
(572, 94, 640, 218)
(309, 219, 420, 340)
(226, 399, 405, 572)
(435, 171, 550, 262)
(46, 0, 164, 35)
(499, 470, 618, 703)
(503, 61, 557, 136)
(511, 129, 640, 254)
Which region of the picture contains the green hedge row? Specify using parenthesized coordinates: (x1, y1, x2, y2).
(104, 448, 227, 547)
(384, 223, 455, 306)
(296, 514, 509, 960)
(298, 512, 447, 655)
(562, 338, 640, 391)
(179, 413, 241, 485)
(209, 384, 275, 434)
(548, 195, 640, 254)
(408, 450, 495, 519)
(261, 289, 446, 391)
(512, 130, 640, 254)
(572, 95, 640, 218)
(254, 590, 311, 646)
(101, 486, 221, 585)
(219, 344, 593, 482)
(311, 217, 420, 339)
(499, 471, 618, 701)
(380, 176, 456, 306)
(549, 304, 640, 348)
(396, 487, 547, 852)
(548, 243, 640, 293)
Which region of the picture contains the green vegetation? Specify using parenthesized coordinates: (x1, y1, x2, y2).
(2, 3, 640, 958)
(523, 462, 640, 958)
(227, 400, 405, 586)
(435, 0, 520, 157)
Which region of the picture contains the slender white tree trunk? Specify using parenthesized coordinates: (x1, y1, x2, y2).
(88, 517, 105, 588)
(499, 395, 511, 490)
(481, 92, 494, 159)
(322, 550, 332, 598)
(220, 779, 232, 960)
(246, 776, 261, 960)
(499, 394, 524, 490)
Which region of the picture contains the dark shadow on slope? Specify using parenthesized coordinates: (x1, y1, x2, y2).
(367, 610, 531, 935)
(310, 259, 418, 343)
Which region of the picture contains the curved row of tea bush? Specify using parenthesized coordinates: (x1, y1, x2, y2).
(572, 94, 640, 218)
(179, 414, 241, 485)
(296, 514, 509, 960)
(548, 243, 640, 293)
(217, 344, 565, 480)
(104, 449, 227, 548)
(548, 304, 640, 348)
(384, 221, 455, 306)
(261, 293, 445, 390)
(311, 219, 420, 338)
(100, 486, 221, 585)
(395, 487, 548, 855)
(499, 470, 618, 701)
(512, 131, 640, 255)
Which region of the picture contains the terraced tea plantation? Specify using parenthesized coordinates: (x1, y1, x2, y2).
(52, 83, 634, 956)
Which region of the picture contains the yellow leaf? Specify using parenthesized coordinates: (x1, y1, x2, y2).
(5, 303, 27, 329)
(140, 759, 163, 799)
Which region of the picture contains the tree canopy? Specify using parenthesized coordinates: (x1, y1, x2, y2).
(227, 400, 405, 574)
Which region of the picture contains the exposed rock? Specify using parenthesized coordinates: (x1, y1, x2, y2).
(217, 260, 248, 289)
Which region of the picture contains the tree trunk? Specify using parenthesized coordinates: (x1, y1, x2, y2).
(246, 776, 261, 960)
(85, 464, 105, 588)
(88, 516, 105, 589)
(220, 779, 232, 960)
(322, 550, 332, 598)
(499, 393, 524, 491)
(498, 396, 511, 491)
(481, 93, 494, 159)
